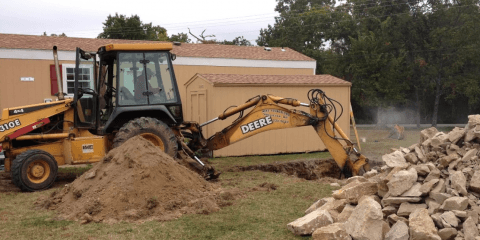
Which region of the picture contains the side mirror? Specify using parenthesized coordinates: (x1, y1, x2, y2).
(171, 54, 177, 61)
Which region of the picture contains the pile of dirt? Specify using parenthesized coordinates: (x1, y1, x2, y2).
(227, 158, 342, 180)
(42, 136, 225, 223)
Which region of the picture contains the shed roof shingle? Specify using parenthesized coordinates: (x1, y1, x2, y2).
(0, 33, 314, 61)
(195, 74, 351, 86)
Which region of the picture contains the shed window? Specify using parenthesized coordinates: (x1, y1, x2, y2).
(62, 64, 93, 96)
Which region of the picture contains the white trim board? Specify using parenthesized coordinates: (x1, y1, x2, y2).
(0, 48, 316, 71)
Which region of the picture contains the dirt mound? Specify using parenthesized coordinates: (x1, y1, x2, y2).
(42, 136, 223, 223)
(227, 158, 342, 180)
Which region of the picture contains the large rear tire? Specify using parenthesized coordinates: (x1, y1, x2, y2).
(113, 117, 178, 157)
(11, 150, 58, 192)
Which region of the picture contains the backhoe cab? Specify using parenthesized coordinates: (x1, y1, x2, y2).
(74, 43, 183, 134)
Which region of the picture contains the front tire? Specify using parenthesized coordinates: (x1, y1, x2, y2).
(11, 150, 58, 192)
(113, 117, 178, 157)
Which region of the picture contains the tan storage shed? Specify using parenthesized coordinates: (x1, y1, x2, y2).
(185, 73, 352, 157)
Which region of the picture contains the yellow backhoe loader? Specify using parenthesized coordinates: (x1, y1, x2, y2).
(0, 43, 370, 191)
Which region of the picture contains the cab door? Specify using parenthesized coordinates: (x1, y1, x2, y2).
(73, 47, 97, 129)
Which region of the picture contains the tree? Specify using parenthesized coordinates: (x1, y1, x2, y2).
(220, 36, 252, 46)
(188, 28, 217, 44)
(42, 32, 67, 37)
(97, 13, 168, 41)
(169, 32, 191, 43)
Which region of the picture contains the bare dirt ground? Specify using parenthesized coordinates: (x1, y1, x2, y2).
(227, 158, 342, 180)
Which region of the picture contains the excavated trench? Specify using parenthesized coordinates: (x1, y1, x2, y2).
(226, 158, 343, 180)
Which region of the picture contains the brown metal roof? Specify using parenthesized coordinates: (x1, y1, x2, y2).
(0, 33, 314, 61)
(195, 73, 351, 86)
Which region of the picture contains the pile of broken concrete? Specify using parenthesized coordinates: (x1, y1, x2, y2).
(287, 115, 480, 240)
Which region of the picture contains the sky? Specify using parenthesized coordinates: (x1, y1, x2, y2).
(0, 0, 279, 44)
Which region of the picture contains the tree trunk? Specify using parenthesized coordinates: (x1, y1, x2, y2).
(416, 88, 421, 128)
(432, 76, 442, 127)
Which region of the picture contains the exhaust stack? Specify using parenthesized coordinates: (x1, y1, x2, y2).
(52, 46, 65, 100)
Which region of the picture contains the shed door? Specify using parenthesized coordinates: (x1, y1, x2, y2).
(189, 90, 207, 129)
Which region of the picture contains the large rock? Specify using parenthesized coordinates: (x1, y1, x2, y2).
(464, 216, 480, 240)
(450, 171, 468, 196)
(421, 127, 439, 142)
(332, 180, 378, 204)
(420, 179, 440, 196)
(387, 214, 409, 226)
(397, 202, 427, 217)
(469, 171, 480, 194)
(312, 222, 352, 240)
(305, 197, 335, 214)
(382, 197, 422, 206)
(440, 211, 459, 228)
(441, 197, 469, 211)
(462, 149, 478, 162)
(424, 168, 441, 182)
(387, 168, 418, 197)
(402, 182, 423, 197)
(337, 204, 355, 223)
(287, 209, 334, 235)
(383, 151, 409, 169)
(413, 165, 431, 176)
(409, 209, 441, 240)
(344, 197, 383, 240)
(438, 228, 457, 240)
(430, 133, 449, 149)
(415, 146, 426, 162)
(448, 127, 465, 144)
(385, 220, 409, 240)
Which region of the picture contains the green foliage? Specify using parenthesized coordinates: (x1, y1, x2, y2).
(97, 13, 168, 41)
(258, 0, 480, 124)
(220, 36, 253, 46)
(169, 32, 191, 43)
(42, 32, 67, 37)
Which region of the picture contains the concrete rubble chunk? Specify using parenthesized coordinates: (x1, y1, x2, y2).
(447, 144, 460, 156)
(426, 198, 441, 215)
(416, 146, 427, 162)
(385, 220, 409, 240)
(387, 168, 418, 197)
(450, 171, 468, 196)
(462, 149, 479, 162)
(344, 197, 384, 240)
(439, 154, 460, 170)
(470, 171, 480, 194)
(421, 127, 439, 142)
(464, 217, 480, 240)
(441, 197, 469, 211)
(431, 179, 446, 194)
(451, 210, 467, 218)
(414, 165, 431, 176)
(345, 176, 368, 184)
(382, 197, 423, 206)
(431, 213, 445, 229)
(402, 182, 423, 197)
(387, 214, 409, 225)
(331, 199, 348, 212)
(431, 133, 449, 149)
(383, 221, 391, 240)
(438, 228, 458, 240)
(420, 179, 440, 196)
(383, 206, 398, 216)
(405, 153, 419, 164)
(287, 209, 334, 235)
(397, 202, 427, 217)
(337, 204, 355, 223)
(305, 197, 335, 215)
(332, 180, 378, 204)
(84, 170, 96, 180)
(363, 169, 378, 178)
(440, 211, 459, 228)
(448, 127, 466, 144)
(383, 150, 409, 169)
(312, 222, 352, 240)
(425, 168, 441, 182)
(467, 115, 480, 129)
(409, 209, 441, 240)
